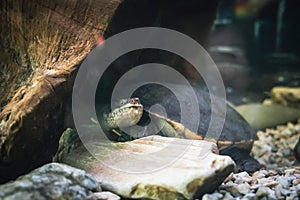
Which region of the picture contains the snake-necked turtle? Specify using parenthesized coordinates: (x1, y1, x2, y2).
(99, 84, 261, 173)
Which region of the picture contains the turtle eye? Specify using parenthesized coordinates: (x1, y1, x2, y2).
(129, 97, 139, 104)
(119, 99, 128, 106)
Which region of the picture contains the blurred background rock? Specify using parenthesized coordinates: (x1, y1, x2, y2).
(206, 0, 300, 105)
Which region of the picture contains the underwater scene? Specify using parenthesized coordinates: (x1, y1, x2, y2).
(0, 0, 299, 199)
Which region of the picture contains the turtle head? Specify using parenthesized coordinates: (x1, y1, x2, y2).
(109, 97, 143, 128)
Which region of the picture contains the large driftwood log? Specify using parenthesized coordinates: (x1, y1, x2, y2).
(0, 0, 218, 183)
(0, 0, 123, 183)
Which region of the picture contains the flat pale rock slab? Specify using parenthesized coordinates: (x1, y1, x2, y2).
(60, 135, 235, 199)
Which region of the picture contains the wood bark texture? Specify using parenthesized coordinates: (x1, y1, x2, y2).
(0, 0, 122, 183)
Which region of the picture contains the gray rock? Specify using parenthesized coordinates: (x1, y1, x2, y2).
(278, 176, 290, 189)
(224, 185, 239, 197)
(296, 184, 300, 196)
(255, 186, 269, 197)
(242, 193, 257, 200)
(201, 166, 300, 200)
(266, 187, 277, 200)
(223, 192, 235, 199)
(59, 135, 235, 200)
(237, 183, 250, 194)
(280, 187, 292, 196)
(0, 163, 102, 200)
(274, 184, 283, 199)
(250, 184, 261, 191)
(285, 168, 299, 176)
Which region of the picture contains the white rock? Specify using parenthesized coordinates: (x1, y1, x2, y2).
(93, 192, 121, 200)
(202, 192, 223, 200)
(233, 171, 252, 183)
(62, 136, 235, 200)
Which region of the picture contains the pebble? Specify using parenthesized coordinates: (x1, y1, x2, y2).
(237, 183, 250, 194)
(296, 185, 300, 196)
(201, 119, 300, 200)
(268, 169, 277, 176)
(256, 186, 269, 197)
(262, 180, 278, 188)
(292, 178, 300, 185)
(249, 184, 261, 190)
(234, 171, 252, 183)
(252, 119, 300, 169)
(93, 191, 121, 200)
(242, 193, 257, 200)
(205, 166, 300, 199)
(202, 192, 223, 200)
(252, 171, 266, 179)
(278, 177, 290, 188)
(280, 187, 292, 196)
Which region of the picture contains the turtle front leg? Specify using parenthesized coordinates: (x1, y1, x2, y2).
(220, 146, 261, 174)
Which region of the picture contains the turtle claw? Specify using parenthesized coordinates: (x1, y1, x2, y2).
(236, 159, 261, 174)
(220, 146, 261, 174)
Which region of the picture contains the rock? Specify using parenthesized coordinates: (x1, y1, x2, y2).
(242, 193, 257, 200)
(200, 116, 300, 199)
(295, 184, 300, 196)
(268, 170, 277, 176)
(292, 178, 300, 185)
(266, 187, 277, 200)
(237, 183, 250, 194)
(223, 192, 235, 199)
(278, 177, 290, 189)
(274, 184, 283, 198)
(251, 119, 300, 169)
(263, 180, 278, 188)
(256, 186, 269, 197)
(280, 187, 292, 196)
(252, 171, 266, 179)
(93, 192, 121, 200)
(58, 135, 235, 200)
(284, 168, 300, 176)
(294, 137, 300, 161)
(270, 87, 300, 109)
(233, 171, 252, 183)
(224, 185, 240, 197)
(202, 192, 223, 200)
(250, 184, 261, 190)
(0, 163, 102, 200)
(235, 103, 300, 130)
(205, 166, 300, 199)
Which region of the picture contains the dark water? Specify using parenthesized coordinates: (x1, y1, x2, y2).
(207, 0, 300, 105)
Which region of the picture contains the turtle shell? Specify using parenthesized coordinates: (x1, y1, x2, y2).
(130, 83, 257, 150)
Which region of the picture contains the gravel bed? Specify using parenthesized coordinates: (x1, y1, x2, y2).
(202, 119, 300, 199)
